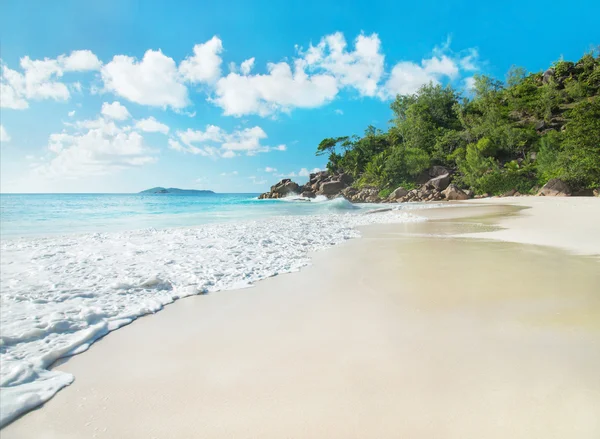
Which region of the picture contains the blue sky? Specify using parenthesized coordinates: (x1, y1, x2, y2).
(1, 0, 598, 193)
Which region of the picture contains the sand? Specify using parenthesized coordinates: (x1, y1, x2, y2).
(460, 196, 600, 256)
(3, 198, 600, 438)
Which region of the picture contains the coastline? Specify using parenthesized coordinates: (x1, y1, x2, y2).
(3, 198, 600, 438)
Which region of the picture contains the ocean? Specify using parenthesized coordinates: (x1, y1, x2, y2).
(0, 192, 432, 426)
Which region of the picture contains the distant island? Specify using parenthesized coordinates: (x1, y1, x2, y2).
(139, 187, 215, 194)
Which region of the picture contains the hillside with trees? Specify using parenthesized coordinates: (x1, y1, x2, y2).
(315, 51, 600, 198)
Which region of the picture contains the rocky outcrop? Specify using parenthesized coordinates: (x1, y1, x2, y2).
(319, 181, 345, 196)
(442, 184, 469, 200)
(260, 166, 482, 203)
(341, 186, 381, 203)
(396, 188, 445, 203)
(258, 179, 300, 199)
(259, 171, 354, 200)
(424, 173, 451, 191)
(542, 68, 555, 84)
(388, 186, 408, 201)
(537, 179, 571, 196)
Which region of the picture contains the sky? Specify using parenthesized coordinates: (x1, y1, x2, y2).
(1, 0, 598, 193)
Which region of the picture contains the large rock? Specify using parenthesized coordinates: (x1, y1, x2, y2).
(389, 186, 409, 200)
(338, 173, 354, 185)
(258, 179, 300, 199)
(537, 179, 571, 197)
(272, 179, 300, 195)
(301, 190, 316, 199)
(309, 171, 330, 185)
(442, 184, 468, 200)
(318, 180, 345, 196)
(424, 173, 451, 191)
(429, 166, 450, 178)
(542, 68, 555, 84)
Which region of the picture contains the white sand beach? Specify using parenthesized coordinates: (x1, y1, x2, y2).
(3, 197, 600, 438)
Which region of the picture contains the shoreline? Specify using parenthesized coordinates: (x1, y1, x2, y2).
(3, 198, 600, 438)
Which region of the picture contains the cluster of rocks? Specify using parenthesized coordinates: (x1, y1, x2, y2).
(259, 167, 475, 203)
(258, 169, 596, 203)
(258, 171, 353, 199)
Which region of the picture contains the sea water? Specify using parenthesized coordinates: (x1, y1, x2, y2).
(0, 193, 433, 426)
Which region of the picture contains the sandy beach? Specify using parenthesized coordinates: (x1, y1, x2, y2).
(3, 197, 600, 438)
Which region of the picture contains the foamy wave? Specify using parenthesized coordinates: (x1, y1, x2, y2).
(0, 210, 424, 426)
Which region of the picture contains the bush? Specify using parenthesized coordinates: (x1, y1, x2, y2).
(536, 131, 564, 183)
(384, 145, 430, 187)
(472, 167, 536, 195)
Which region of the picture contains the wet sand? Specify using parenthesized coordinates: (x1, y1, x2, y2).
(3, 200, 600, 438)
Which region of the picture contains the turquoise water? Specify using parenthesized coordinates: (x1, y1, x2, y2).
(0, 192, 428, 424)
(0, 193, 375, 237)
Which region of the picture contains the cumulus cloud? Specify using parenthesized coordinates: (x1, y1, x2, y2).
(179, 36, 223, 84)
(101, 49, 188, 109)
(135, 116, 169, 134)
(212, 60, 338, 117)
(173, 125, 285, 157)
(240, 58, 255, 75)
(68, 110, 76, 117)
(0, 125, 10, 143)
(1, 50, 102, 109)
(464, 76, 476, 91)
(58, 50, 102, 71)
(265, 166, 277, 172)
(210, 32, 387, 117)
(380, 43, 480, 99)
(303, 32, 385, 97)
(298, 167, 322, 177)
(36, 116, 155, 179)
(101, 101, 131, 120)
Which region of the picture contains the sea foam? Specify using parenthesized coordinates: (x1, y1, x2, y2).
(0, 209, 424, 426)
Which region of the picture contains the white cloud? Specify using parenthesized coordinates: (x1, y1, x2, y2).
(275, 171, 297, 178)
(334, 109, 343, 115)
(175, 125, 285, 157)
(211, 60, 338, 117)
(298, 167, 321, 177)
(459, 48, 479, 71)
(303, 32, 384, 97)
(222, 150, 236, 158)
(101, 101, 131, 120)
(1, 50, 101, 109)
(240, 58, 255, 75)
(265, 166, 277, 172)
(422, 55, 459, 78)
(35, 116, 155, 179)
(249, 176, 267, 185)
(101, 49, 188, 109)
(135, 116, 169, 134)
(1, 79, 30, 109)
(220, 171, 238, 176)
(179, 36, 223, 84)
(168, 138, 210, 156)
(68, 110, 76, 117)
(464, 76, 476, 91)
(58, 50, 102, 71)
(0, 125, 10, 142)
(380, 44, 479, 99)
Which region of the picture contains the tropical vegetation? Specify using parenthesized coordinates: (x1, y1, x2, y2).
(316, 51, 600, 195)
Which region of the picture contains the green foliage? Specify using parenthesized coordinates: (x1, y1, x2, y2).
(384, 145, 430, 187)
(316, 51, 600, 194)
(536, 130, 564, 182)
(560, 98, 600, 188)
